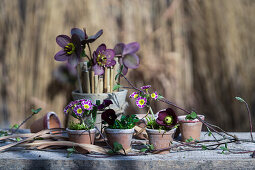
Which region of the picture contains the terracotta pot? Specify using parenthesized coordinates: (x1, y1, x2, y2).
(66, 128, 96, 144)
(178, 115, 205, 142)
(30, 112, 61, 133)
(146, 128, 176, 154)
(67, 128, 96, 154)
(105, 128, 134, 152)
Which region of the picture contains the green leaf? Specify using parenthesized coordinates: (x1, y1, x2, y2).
(185, 137, 194, 143)
(202, 145, 207, 150)
(96, 100, 101, 106)
(140, 148, 148, 153)
(81, 50, 86, 57)
(235, 97, 245, 103)
(32, 108, 42, 114)
(157, 95, 164, 100)
(113, 142, 123, 152)
(12, 124, 19, 129)
(186, 111, 197, 120)
(113, 84, 122, 91)
(148, 144, 154, 150)
(208, 131, 212, 137)
(16, 137, 21, 142)
(107, 150, 114, 154)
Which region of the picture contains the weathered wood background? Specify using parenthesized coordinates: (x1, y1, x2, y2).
(0, 0, 254, 131)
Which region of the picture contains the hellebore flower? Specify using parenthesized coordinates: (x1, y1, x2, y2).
(54, 34, 81, 67)
(156, 108, 178, 128)
(71, 28, 103, 44)
(114, 42, 140, 75)
(97, 99, 113, 110)
(151, 92, 158, 100)
(73, 105, 84, 117)
(81, 100, 93, 111)
(129, 92, 139, 99)
(101, 109, 117, 125)
(136, 97, 147, 108)
(93, 44, 116, 75)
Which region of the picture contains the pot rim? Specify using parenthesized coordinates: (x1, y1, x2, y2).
(104, 128, 134, 134)
(177, 115, 205, 123)
(44, 112, 61, 129)
(66, 128, 97, 134)
(146, 128, 176, 134)
(72, 89, 128, 95)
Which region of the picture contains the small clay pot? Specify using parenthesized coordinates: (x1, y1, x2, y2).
(66, 128, 96, 144)
(178, 115, 205, 142)
(146, 128, 176, 154)
(30, 112, 61, 133)
(105, 128, 134, 152)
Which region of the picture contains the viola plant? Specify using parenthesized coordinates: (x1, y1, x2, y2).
(101, 109, 139, 129)
(64, 99, 112, 130)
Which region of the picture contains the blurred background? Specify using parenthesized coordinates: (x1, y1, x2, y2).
(0, 0, 254, 131)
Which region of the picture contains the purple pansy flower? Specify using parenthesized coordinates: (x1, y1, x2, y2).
(81, 100, 93, 111)
(141, 85, 151, 90)
(98, 99, 113, 110)
(129, 92, 139, 99)
(93, 44, 116, 75)
(54, 34, 82, 67)
(156, 108, 178, 128)
(73, 105, 84, 117)
(101, 109, 117, 125)
(114, 42, 140, 75)
(136, 97, 147, 108)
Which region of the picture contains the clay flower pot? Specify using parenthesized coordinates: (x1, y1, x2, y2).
(66, 128, 96, 144)
(146, 128, 176, 154)
(178, 115, 205, 142)
(30, 112, 61, 133)
(105, 128, 134, 152)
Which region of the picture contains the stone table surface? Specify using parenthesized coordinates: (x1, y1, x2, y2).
(0, 131, 255, 170)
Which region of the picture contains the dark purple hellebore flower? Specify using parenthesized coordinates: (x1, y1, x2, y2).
(156, 108, 178, 128)
(93, 44, 116, 75)
(101, 109, 117, 125)
(71, 28, 103, 44)
(97, 99, 113, 110)
(54, 34, 81, 67)
(114, 42, 140, 75)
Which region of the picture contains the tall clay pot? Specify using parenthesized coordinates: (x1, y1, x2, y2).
(146, 128, 176, 154)
(72, 89, 128, 130)
(30, 112, 61, 133)
(105, 128, 134, 152)
(178, 115, 205, 142)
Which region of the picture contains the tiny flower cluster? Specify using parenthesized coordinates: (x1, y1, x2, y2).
(129, 85, 159, 108)
(64, 99, 112, 118)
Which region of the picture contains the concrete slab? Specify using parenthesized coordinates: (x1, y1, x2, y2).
(0, 132, 254, 170)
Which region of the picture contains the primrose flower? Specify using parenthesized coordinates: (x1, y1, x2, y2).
(64, 105, 70, 115)
(151, 92, 158, 100)
(73, 105, 84, 117)
(54, 34, 82, 67)
(71, 28, 103, 44)
(92, 44, 116, 75)
(81, 100, 93, 111)
(101, 109, 117, 125)
(136, 97, 147, 108)
(114, 42, 140, 75)
(141, 85, 151, 90)
(129, 92, 139, 99)
(156, 108, 178, 128)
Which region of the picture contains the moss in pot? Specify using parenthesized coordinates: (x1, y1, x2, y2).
(101, 109, 139, 153)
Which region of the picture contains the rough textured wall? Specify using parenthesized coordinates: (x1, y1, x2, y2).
(0, 0, 254, 131)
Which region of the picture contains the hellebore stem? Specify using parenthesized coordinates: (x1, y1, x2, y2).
(244, 101, 254, 142)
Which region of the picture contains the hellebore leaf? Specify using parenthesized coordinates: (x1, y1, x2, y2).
(140, 148, 148, 153)
(113, 84, 122, 91)
(235, 97, 245, 103)
(32, 108, 42, 114)
(113, 142, 123, 152)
